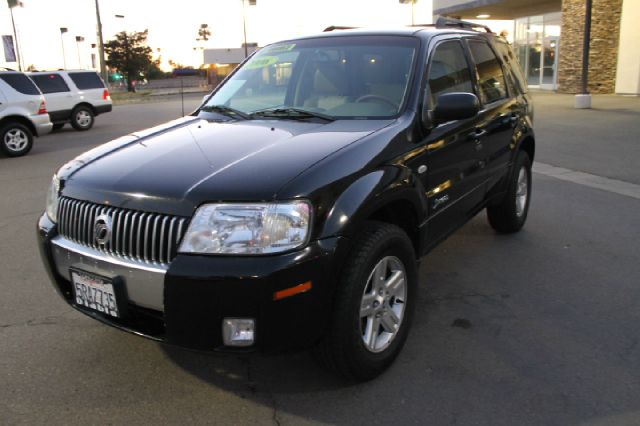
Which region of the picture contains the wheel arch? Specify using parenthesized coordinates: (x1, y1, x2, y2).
(0, 115, 36, 136)
(318, 166, 427, 255)
(520, 135, 535, 162)
(73, 102, 96, 115)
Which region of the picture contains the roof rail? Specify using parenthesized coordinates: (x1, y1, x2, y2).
(435, 16, 493, 33)
(323, 25, 358, 32)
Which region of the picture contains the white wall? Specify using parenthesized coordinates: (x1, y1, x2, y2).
(615, 0, 640, 95)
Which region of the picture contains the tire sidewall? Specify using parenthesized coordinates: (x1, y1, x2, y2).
(342, 228, 417, 377)
(509, 152, 532, 228)
(0, 123, 33, 157)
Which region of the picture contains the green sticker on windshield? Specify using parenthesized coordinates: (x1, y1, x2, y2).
(264, 44, 296, 54)
(245, 56, 278, 69)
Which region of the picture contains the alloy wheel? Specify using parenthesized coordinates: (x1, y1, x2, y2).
(76, 110, 92, 127)
(359, 255, 407, 353)
(4, 128, 28, 152)
(515, 166, 528, 217)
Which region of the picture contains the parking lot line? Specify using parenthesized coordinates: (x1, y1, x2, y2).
(534, 162, 640, 201)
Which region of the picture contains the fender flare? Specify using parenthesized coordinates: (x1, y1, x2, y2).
(318, 166, 428, 244)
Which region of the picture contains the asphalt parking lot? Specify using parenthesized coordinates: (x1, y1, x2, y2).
(1, 93, 639, 425)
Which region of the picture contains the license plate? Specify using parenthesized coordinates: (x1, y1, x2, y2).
(71, 270, 120, 318)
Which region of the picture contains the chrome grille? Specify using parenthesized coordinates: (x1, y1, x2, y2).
(57, 197, 188, 265)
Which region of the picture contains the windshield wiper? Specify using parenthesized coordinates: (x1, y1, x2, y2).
(200, 105, 251, 120)
(250, 107, 335, 122)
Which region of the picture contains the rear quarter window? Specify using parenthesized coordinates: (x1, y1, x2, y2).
(31, 74, 71, 94)
(0, 73, 41, 95)
(494, 40, 528, 95)
(68, 72, 105, 90)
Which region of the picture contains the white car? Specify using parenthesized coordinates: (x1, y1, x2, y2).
(29, 70, 112, 131)
(0, 70, 53, 157)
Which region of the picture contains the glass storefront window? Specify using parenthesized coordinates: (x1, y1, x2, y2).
(513, 12, 561, 89)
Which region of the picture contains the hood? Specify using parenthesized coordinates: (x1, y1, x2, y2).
(61, 117, 393, 216)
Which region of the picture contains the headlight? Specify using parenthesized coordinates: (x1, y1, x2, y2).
(179, 201, 311, 255)
(45, 174, 60, 223)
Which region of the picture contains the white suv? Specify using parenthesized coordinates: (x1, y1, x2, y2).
(29, 70, 112, 131)
(0, 71, 53, 157)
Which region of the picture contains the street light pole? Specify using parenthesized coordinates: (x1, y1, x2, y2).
(75, 36, 84, 69)
(241, 0, 248, 58)
(8, 3, 22, 71)
(94, 0, 108, 84)
(60, 27, 68, 69)
(411, 0, 415, 26)
(580, 0, 592, 95)
(576, 0, 593, 109)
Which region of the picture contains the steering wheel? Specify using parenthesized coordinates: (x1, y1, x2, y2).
(355, 94, 399, 109)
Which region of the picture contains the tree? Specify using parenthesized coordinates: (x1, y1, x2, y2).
(196, 24, 211, 42)
(168, 59, 187, 70)
(105, 30, 153, 92)
(147, 59, 165, 80)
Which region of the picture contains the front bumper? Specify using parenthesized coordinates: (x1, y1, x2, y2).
(37, 213, 349, 353)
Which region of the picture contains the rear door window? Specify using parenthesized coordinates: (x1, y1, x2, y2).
(0, 73, 41, 95)
(31, 74, 71, 94)
(468, 40, 508, 104)
(68, 72, 105, 90)
(426, 40, 474, 108)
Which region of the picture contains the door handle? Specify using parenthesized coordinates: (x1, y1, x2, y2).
(468, 128, 487, 141)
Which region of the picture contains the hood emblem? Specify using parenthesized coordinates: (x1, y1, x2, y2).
(94, 214, 112, 246)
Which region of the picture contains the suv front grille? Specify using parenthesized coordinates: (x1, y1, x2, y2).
(57, 197, 188, 266)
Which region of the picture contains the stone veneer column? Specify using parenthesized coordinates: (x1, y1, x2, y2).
(557, 0, 623, 94)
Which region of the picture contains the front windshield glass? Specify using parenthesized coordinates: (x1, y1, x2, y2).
(202, 36, 418, 119)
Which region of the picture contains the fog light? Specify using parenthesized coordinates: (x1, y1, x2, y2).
(222, 318, 255, 347)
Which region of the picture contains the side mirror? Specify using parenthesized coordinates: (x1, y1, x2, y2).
(432, 92, 480, 123)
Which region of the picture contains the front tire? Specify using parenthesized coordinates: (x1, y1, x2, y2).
(70, 106, 94, 131)
(487, 151, 532, 233)
(314, 222, 417, 381)
(0, 122, 33, 157)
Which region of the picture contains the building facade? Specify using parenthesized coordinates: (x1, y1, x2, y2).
(434, 0, 640, 95)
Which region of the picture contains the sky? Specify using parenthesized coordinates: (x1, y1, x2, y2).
(0, 0, 510, 72)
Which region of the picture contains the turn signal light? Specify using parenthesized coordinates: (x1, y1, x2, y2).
(103, 89, 111, 100)
(273, 281, 312, 301)
(38, 100, 47, 115)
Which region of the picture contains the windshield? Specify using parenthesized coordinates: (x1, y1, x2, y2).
(202, 36, 418, 120)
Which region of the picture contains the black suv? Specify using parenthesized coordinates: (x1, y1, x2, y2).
(38, 19, 534, 381)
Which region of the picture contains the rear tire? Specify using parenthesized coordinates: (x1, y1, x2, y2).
(70, 105, 94, 131)
(487, 151, 532, 233)
(314, 221, 417, 381)
(0, 122, 33, 157)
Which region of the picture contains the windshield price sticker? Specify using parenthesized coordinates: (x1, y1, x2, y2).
(245, 56, 279, 70)
(264, 44, 296, 54)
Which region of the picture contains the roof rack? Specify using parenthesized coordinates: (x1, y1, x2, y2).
(435, 16, 493, 33)
(1, 67, 17, 71)
(323, 25, 358, 32)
